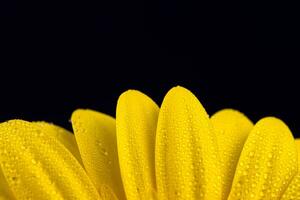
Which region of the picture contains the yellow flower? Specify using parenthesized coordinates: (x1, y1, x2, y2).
(0, 86, 299, 200)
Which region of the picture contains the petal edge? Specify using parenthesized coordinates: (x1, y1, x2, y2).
(156, 86, 222, 200)
(72, 109, 124, 199)
(116, 90, 159, 200)
(228, 117, 297, 200)
(0, 120, 100, 200)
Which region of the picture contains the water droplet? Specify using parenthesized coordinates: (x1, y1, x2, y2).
(268, 153, 273, 158)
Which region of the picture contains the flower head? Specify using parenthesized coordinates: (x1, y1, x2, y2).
(0, 86, 299, 200)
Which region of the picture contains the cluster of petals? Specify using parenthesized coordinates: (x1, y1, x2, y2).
(0, 86, 299, 200)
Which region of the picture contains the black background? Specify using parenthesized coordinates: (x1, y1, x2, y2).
(1, 0, 299, 137)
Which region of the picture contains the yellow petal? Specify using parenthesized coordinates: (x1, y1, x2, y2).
(0, 168, 15, 199)
(71, 109, 124, 200)
(33, 121, 83, 165)
(116, 90, 159, 200)
(155, 86, 222, 200)
(228, 117, 298, 200)
(0, 120, 100, 200)
(211, 109, 254, 199)
(281, 139, 300, 200)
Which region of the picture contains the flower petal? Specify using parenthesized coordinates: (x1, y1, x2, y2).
(71, 109, 124, 200)
(228, 117, 298, 200)
(116, 90, 159, 200)
(0, 168, 15, 199)
(211, 109, 253, 199)
(155, 86, 222, 200)
(34, 121, 83, 165)
(281, 139, 300, 200)
(0, 120, 100, 200)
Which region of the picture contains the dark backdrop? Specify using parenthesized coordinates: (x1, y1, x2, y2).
(1, 0, 299, 137)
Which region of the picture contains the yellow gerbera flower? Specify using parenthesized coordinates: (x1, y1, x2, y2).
(0, 86, 299, 200)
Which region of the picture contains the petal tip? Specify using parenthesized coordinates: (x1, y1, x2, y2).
(168, 85, 189, 94)
(163, 86, 195, 102)
(211, 108, 253, 124)
(117, 90, 146, 104)
(213, 108, 245, 115)
(119, 89, 141, 97)
(71, 108, 87, 119)
(256, 116, 289, 129)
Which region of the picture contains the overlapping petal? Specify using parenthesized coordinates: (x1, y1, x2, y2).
(34, 121, 82, 165)
(211, 109, 254, 199)
(0, 168, 15, 199)
(71, 109, 124, 199)
(281, 139, 300, 200)
(0, 120, 100, 200)
(116, 90, 159, 200)
(155, 86, 222, 200)
(228, 117, 298, 200)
